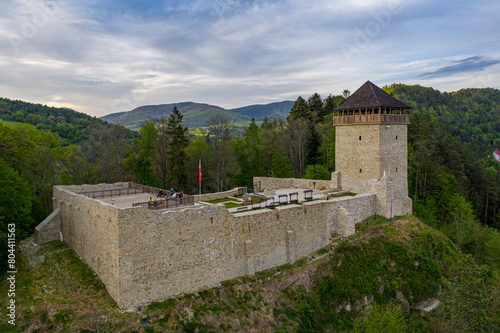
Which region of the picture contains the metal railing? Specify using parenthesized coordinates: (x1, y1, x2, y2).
(132, 195, 195, 210)
(78, 186, 142, 198)
(78, 183, 195, 210)
(78, 183, 165, 199)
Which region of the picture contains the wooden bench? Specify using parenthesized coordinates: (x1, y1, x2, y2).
(278, 194, 288, 205)
(265, 197, 276, 208)
(304, 189, 313, 201)
(251, 198, 265, 210)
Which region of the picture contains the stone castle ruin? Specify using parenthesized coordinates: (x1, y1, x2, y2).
(34, 81, 412, 309)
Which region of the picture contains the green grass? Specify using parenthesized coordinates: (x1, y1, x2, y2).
(148, 298, 178, 312)
(237, 194, 263, 201)
(224, 202, 243, 209)
(206, 197, 239, 204)
(332, 192, 357, 198)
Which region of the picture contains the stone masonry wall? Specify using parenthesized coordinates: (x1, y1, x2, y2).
(34, 208, 61, 244)
(335, 124, 408, 196)
(254, 177, 332, 191)
(335, 124, 381, 194)
(53, 186, 121, 304)
(41, 183, 380, 309)
(60, 182, 132, 194)
(234, 204, 330, 275)
(117, 205, 246, 308)
(194, 187, 247, 202)
(116, 193, 376, 308)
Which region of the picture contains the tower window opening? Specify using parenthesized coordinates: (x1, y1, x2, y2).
(396, 168, 398, 172)
(396, 135, 398, 140)
(360, 168, 362, 173)
(359, 136, 362, 141)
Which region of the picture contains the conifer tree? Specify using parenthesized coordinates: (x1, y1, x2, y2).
(166, 106, 189, 191)
(288, 96, 310, 121)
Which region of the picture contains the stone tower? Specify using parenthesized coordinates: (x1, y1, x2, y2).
(333, 81, 412, 217)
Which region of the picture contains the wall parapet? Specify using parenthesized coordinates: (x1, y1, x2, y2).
(195, 187, 247, 202)
(254, 177, 332, 191)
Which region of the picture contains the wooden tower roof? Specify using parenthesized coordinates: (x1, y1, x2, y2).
(334, 81, 410, 111)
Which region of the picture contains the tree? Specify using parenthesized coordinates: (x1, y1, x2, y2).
(288, 96, 310, 122)
(342, 89, 351, 99)
(151, 116, 170, 189)
(484, 166, 497, 226)
(303, 164, 330, 180)
(83, 124, 130, 183)
(323, 93, 345, 116)
(0, 158, 33, 275)
(316, 115, 335, 171)
(59, 145, 95, 185)
(126, 122, 160, 187)
(166, 106, 189, 191)
(308, 93, 324, 121)
(260, 118, 293, 178)
(283, 118, 308, 178)
(206, 114, 237, 192)
(244, 119, 264, 176)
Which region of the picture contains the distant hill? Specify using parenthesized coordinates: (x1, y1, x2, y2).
(228, 101, 294, 120)
(101, 101, 294, 130)
(0, 97, 137, 145)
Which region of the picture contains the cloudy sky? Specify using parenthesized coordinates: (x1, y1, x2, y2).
(1, 0, 499, 117)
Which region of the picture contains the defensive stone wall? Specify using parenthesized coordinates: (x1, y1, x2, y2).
(37, 183, 380, 309)
(60, 182, 132, 194)
(195, 187, 247, 202)
(118, 204, 246, 308)
(52, 186, 121, 304)
(254, 177, 332, 191)
(117, 193, 375, 308)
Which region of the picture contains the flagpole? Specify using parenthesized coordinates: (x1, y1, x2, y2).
(199, 159, 202, 198)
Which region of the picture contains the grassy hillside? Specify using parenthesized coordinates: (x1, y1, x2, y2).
(0, 97, 137, 145)
(2, 216, 497, 332)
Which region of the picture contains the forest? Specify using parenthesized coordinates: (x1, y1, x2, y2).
(0, 84, 499, 280)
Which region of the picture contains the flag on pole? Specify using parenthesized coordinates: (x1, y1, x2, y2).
(199, 159, 202, 182)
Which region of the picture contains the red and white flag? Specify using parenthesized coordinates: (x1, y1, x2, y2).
(199, 159, 202, 182)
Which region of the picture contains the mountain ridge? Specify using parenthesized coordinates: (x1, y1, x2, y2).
(100, 100, 295, 130)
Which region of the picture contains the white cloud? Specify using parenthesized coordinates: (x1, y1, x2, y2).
(0, 0, 498, 116)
